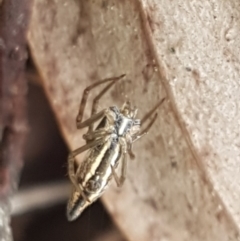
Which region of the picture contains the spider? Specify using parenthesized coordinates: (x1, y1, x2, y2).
(67, 74, 164, 221)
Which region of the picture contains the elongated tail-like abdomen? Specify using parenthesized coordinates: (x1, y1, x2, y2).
(67, 135, 122, 221)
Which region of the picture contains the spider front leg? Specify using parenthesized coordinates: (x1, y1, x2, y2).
(132, 98, 165, 143)
(133, 112, 158, 143)
(76, 74, 125, 130)
(82, 126, 114, 141)
(141, 98, 165, 125)
(88, 75, 125, 132)
(76, 109, 107, 129)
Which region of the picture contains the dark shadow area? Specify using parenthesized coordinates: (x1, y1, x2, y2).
(11, 77, 115, 241)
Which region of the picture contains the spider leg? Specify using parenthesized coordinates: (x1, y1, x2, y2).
(76, 109, 107, 129)
(111, 153, 127, 187)
(83, 126, 114, 141)
(132, 98, 165, 142)
(77, 107, 118, 135)
(68, 138, 107, 202)
(68, 138, 105, 193)
(137, 112, 158, 139)
(75, 138, 110, 178)
(132, 133, 147, 143)
(125, 134, 135, 160)
(131, 113, 158, 144)
(132, 106, 138, 118)
(120, 153, 127, 186)
(76, 74, 125, 129)
(141, 98, 165, 125)
(89, 75, 125, 132)
(69, 173, 90, 203)
(111, 138, 128, 187)
(128, 145, 135, 160)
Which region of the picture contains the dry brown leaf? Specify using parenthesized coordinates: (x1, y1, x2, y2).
(28, 0, 240, 240)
